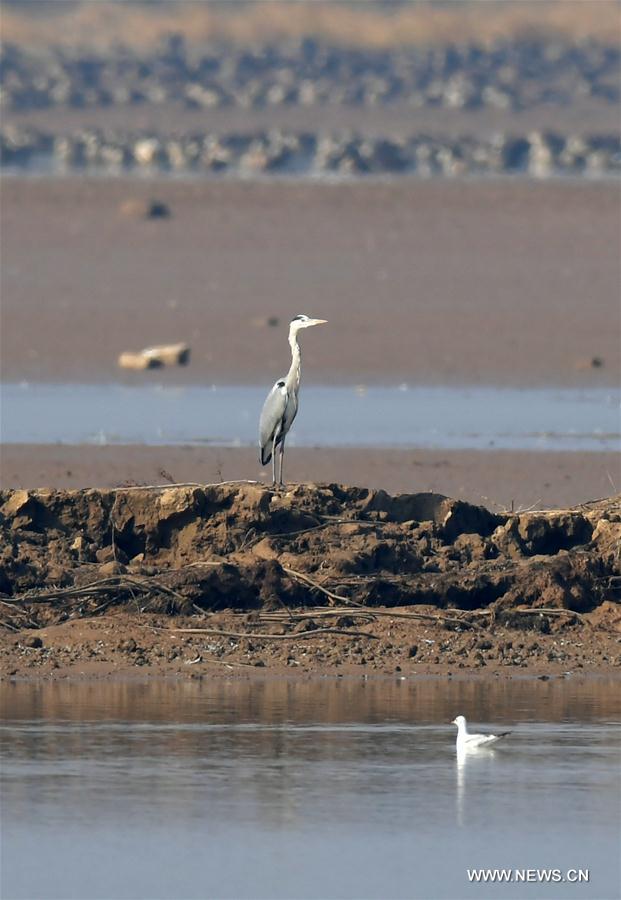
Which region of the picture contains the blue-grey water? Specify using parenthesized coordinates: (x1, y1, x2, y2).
(1, 382, 619, 451)
(1, 678, 620, 900)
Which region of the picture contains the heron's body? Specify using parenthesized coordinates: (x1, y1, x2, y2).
(452, 715, 510, 750)
(259, 379, 297, 464)
(259, 315, 326, 485)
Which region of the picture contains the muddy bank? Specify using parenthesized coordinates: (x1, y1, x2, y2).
(1, 483, 619, 679)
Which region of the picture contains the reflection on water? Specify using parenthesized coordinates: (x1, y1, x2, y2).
(1, 678, 620, 900)
(1, 382, 619, 451)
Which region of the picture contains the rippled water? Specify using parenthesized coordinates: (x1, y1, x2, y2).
(1, 382, 619, 451)
(1, 677, 620, 900)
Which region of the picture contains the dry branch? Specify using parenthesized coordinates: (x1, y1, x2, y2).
(114, 480, 261, 492)
(512, 607, 590, 626)
(256, 605, 477, 629)
(172, 626, 378, 641)
(258, 608, 377, 624)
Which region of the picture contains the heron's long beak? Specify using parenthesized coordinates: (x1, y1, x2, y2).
(309, 318, 327, 326)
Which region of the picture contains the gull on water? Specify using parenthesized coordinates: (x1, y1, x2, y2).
(452, 715, 511, 750)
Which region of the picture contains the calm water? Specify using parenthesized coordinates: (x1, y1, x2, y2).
(1, 382, 619, 451)
(1, 678, 620, 900)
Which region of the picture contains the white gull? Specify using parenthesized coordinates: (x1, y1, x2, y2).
(452, 715, 510, 750)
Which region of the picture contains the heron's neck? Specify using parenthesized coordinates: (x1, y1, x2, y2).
(286, 330, 301, 391)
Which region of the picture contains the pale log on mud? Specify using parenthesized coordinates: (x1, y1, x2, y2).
(118, 343, 190, 370)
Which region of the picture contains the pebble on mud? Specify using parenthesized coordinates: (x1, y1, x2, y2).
(574, 356, 605, 370)
(118, 638, 137, 653)
(22, 635, 43, 649)
(119, 199, 171, 220)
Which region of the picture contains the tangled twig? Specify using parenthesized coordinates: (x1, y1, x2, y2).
(258, 605, 478, 629)
(282, 566, 364, 607)
(4, 574, 186, 609)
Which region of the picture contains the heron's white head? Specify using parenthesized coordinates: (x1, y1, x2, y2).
(452, 716, 466, 728)
(289, 314, 328, 333)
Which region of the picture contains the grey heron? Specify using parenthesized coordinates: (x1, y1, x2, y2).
(259, 314, 327, 485)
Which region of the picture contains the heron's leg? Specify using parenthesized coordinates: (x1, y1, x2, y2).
(271, 435, 277, 486)
(278, 439, 285, 486)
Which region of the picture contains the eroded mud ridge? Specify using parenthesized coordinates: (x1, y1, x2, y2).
(1, 483, 619, 615)
(1, 484, 620, 677)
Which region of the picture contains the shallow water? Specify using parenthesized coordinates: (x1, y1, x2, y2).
(1, 677, 620, 900)
(1, 382, 619, 451)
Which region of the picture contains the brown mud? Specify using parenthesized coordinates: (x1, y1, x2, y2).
(3, 1, 618, 50)
(1, 483, 620, 680)
(2, 178, 619, 387)
(3, 444, 619, 512)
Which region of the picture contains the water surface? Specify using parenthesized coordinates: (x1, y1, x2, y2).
(2, 383, 619, 451)
(1, 677, 620, 900)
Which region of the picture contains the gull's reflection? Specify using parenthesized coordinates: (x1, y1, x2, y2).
(456, 743, 497, 827)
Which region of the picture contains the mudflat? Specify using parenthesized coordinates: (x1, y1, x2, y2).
(2, 173, 620, 683)
(2, 444, 619, 511)
(1, 177, 619, 386)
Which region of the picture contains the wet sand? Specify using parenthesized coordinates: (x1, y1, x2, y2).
(2, 444, 618, 510)
(1, 177, 619, 387)
(7, 98, 617, 139)
(3, 607, 620, 681)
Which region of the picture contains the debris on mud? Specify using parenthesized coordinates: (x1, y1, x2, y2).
(118, 341, 190, 370)
(0, 483, 619, 678)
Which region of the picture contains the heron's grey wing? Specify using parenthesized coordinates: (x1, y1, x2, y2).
(282, 388, 299, 435)
(259, 382, 288, 465)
